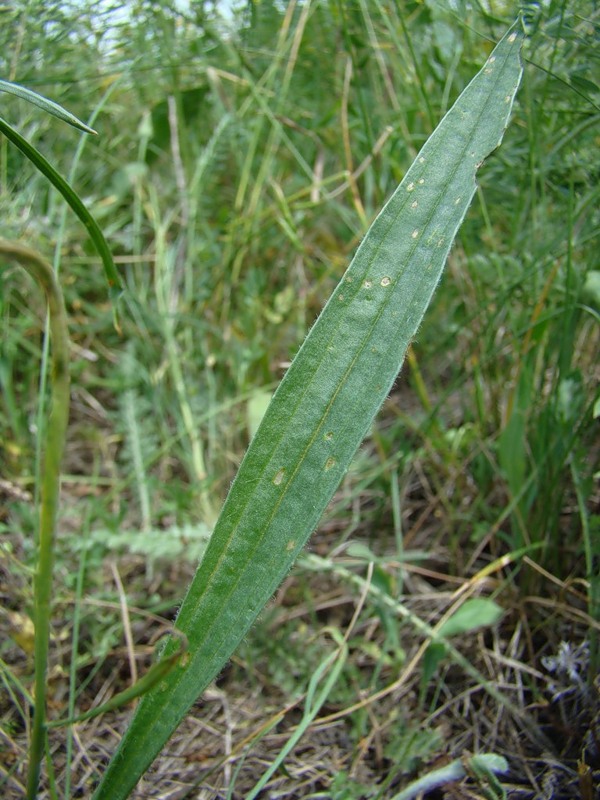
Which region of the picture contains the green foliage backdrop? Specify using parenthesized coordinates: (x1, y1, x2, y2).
(0, 1, 598, 797)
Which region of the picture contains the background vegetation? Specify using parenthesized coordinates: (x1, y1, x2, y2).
(1, 1, 598, 798)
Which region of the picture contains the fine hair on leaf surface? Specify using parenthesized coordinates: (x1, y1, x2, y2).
(92, 20, 524, 800)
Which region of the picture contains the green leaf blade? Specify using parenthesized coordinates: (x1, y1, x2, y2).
(438, 599, 504, 638)
(0, 79, 97, 134)
(93, 23, 523, 800)
(0, 116, 123, 297)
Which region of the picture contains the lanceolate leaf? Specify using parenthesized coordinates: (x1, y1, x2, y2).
(93, 23, 524, 799)
(437, 598, 504, 638)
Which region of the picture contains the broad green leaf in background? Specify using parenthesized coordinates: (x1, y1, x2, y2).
(437, 598, 503, 638)
(421, 598, 504, 692)
(93, 22, 524, 799)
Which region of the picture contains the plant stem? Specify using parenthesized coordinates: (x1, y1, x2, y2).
(0, 240, 71, 800)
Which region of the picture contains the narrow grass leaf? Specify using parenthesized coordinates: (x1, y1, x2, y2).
(0, 117, 122, 298)
(246, 631, 348, 800)
(46, 632, 187, 729)
(0, 79, 97, 134)
(93, 22, 523, 799)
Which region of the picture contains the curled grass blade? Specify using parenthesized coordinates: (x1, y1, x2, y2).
(0, 241, 71, 800)
(93, 22, 524, 800)
(0, 117, 122, 299)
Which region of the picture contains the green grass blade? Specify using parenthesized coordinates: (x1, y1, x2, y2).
(46, 632, 187, 729)
(246, 630, 348, 800)
(93, 22, 524, 800)
(0, 79, 97, 134)
(0, 116, 122, 298)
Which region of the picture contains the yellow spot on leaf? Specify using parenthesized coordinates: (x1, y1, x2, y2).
(273, 468, 286, 486)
